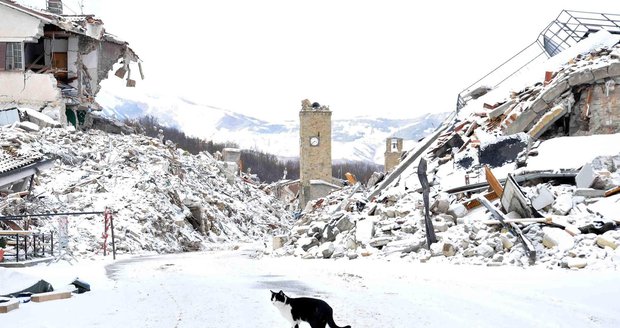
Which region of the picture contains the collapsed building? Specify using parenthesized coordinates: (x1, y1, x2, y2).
(0, 0, 141, 128)
(274, 11, 620, 270)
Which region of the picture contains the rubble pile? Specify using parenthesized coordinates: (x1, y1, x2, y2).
(1, 126, 292, 256)
(274, 37, 620, 270)
(275, 155, 620, 270)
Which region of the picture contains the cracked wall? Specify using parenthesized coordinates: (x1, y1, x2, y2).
(0, 71, 62, 109)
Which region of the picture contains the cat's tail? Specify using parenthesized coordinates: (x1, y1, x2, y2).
(327, 316, 351, 328)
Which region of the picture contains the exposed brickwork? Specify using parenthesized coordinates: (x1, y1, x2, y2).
(571, 78, 620, 135)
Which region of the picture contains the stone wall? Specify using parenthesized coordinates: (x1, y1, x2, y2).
(299, 102, 332, 206)
(572, 77, 620, 135)
(584, 77, 620, 134)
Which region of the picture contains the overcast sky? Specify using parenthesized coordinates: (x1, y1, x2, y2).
(20, 0, 620, 122)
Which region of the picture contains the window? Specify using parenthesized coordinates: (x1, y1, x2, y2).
(391, 139, 399, 152)
(5, 43, 23, 70)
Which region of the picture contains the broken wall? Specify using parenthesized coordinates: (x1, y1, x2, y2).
(0, 71, 62, 108)
(77, 36, 100, 96)
(98, 41, 125, 86)
(306, 182, 340, 207)
(571, 77, 620, 135)
(67, 36, 79, 80)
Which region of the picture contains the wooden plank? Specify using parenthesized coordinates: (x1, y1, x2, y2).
(3, 220, 23, 230)
(0, 299, 20, 313)
(484, 165, 504, 197)
(463, 191, 499, 210)
(0, 230, 32, 236)
(31, 291, 72, 303)
(483, 217, 551, 225)
(605, 185, 620, 197)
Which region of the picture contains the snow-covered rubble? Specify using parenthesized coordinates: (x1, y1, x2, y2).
(274, 37, 620, 270)
(1, 126, 292, 256)
(275, 158, 620, 270)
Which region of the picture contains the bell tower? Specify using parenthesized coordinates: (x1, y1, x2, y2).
(299, 99, 332, 207)
(384, 137, 403, 172)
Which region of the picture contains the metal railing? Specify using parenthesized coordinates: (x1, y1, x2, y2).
(456, 10, 620, 112)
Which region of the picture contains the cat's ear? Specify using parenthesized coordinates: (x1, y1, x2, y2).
(270, 290, 275, 294)
(278, 290, 284, 295)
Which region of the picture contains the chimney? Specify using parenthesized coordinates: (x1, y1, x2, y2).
(47, 0, 63, 15)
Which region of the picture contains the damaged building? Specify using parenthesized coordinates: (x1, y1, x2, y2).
(0, 0, 141, 128)
(273, 10, 620, 270)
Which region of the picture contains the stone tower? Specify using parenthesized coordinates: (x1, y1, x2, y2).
(299, 99, 332, 207)
(384, 137, 403, 172)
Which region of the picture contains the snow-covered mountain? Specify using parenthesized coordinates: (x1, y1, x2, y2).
(97, 89, 449, 164)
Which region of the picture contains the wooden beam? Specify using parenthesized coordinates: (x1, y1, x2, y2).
(0, 230, 32, 236)
(31, 291, 72, 303)
(483, 217, 552, 225)
(44, 31, 72, 38)
(0, 299, 19, 313)
(463, 191, 498, 210)
(605, 185, 620, 197)
(484, 165, 504, 197)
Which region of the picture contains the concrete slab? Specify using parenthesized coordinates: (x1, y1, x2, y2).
(576, 163, 595, 188)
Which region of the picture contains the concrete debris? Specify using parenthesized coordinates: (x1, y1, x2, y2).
(531, 185, 555, 210)
(596, 234, 618, 250)
(576, 163, 596, 188)
(0, 125, 292, 256)
(542, 227, 575, 251)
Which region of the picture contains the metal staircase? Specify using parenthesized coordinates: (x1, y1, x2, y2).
(456, 10, 620, 112)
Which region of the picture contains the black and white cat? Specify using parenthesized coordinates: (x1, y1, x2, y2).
(270, 290, 351, 328)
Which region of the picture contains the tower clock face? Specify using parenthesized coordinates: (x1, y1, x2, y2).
(309, 136, 320, 146)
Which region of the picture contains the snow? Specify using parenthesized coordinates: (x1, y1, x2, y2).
(588, 194, 620, 222)
(0, 268, 40, 295)
(0, 126, 292, 255)
(525, 133, 620, 171)
(1, 249, 618, 327)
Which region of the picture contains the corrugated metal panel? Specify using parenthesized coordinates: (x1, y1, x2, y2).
(0, 156, 40, 175)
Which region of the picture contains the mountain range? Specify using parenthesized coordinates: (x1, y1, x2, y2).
(96, 89, 449, 164)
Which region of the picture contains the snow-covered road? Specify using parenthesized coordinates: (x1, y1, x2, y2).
(2, 247, 618, 327)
